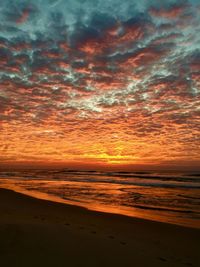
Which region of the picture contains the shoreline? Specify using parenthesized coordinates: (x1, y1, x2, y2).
(0, 184, 199, 229)
(1, 187, 200, 267)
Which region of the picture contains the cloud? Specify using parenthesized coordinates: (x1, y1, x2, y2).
(149, 1, 189, 19)
(0, 0, 199, 165)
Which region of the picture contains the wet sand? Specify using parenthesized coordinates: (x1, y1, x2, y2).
(0, 188, 199, 267)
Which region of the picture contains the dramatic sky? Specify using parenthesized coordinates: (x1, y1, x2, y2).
(0, 0, 199, 170)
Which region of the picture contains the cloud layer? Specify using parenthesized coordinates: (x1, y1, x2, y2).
(0, 0, 200, 167)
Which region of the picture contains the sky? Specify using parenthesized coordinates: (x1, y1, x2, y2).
(0, 0, 199, 170)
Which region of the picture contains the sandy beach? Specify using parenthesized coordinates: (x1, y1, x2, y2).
(0, 188, 199, 267)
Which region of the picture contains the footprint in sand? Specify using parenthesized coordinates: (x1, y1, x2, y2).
(91, 231, 96, 234)
(108, 235, 115, 239)
(158, 257, 167, 262)
(65, 223, 70, 226)
(185, 263, 193, 267)
(120, 241, 126, 245)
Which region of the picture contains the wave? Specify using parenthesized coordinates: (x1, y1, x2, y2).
(1, 170, 200, 189)
(133, 205, 199, 214)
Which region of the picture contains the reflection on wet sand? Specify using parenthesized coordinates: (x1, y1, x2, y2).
(0, 170, 199, 228)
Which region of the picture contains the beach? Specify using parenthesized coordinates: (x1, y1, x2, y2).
(0, 188, 199, 267)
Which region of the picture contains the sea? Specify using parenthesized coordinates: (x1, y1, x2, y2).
(0, 169, 200, 228)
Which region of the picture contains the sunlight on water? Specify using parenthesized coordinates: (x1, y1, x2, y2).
(0, 170, 200, 228)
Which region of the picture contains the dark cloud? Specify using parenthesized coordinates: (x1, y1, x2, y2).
(89, 12, 117, 31)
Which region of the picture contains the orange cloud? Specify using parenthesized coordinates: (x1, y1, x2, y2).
(16, 8, 30, 24)
(149, 3, 188, 19)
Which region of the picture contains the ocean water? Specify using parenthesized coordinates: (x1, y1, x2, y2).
(0, 170, 200, 228)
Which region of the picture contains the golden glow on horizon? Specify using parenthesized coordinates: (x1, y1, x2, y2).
(1, 116, 199, 169)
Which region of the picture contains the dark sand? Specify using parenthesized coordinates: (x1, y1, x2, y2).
(0, 188, 199, 267)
